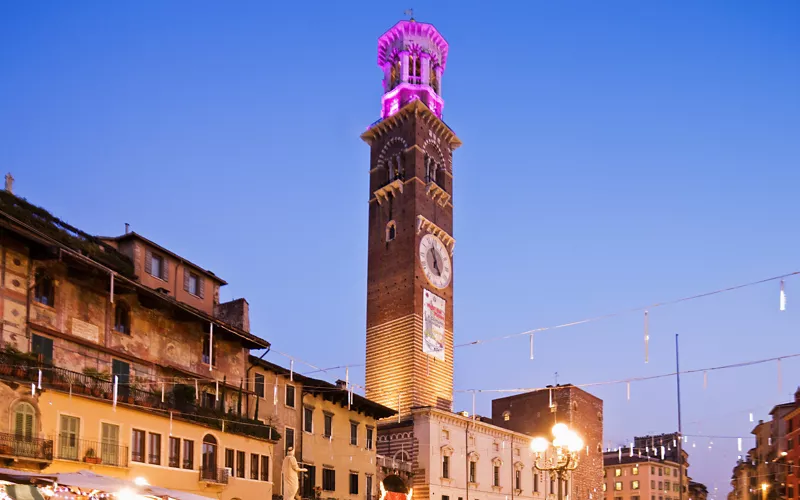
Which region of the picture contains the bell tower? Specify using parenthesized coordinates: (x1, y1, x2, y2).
(361, 19, 462, 417)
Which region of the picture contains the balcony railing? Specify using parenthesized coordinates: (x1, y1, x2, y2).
(200, 467, 229, 484)
(376, 454, 412, 473)
(0, 349, 280, 443)
(55, 437, 129, 467)
(0, 432, 53, 462)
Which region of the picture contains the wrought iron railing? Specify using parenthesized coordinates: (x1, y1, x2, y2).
(54, 437, 129, 467)
(0, 432, 53, 461)
(376, 454, 412, 472)
(200, 467, 229, 484)
(0, 350, 280, 442)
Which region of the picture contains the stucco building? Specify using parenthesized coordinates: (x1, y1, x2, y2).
(0, 182, 277, 499)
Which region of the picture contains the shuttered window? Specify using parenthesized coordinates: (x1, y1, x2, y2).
(184, 269, 205, 298)
(14, 403, 35, 441)
(145, 250, 168, 281)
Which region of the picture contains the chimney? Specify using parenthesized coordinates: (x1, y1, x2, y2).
(125, 223, 130, 234)
(214, 298, 250, 332)
(4, 173, 13, 194)
(336, 379, 347, 389)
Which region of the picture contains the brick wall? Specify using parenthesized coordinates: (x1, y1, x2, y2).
(492, 385, 604, 500)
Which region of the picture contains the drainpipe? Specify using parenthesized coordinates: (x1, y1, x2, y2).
(245, 346, 270, 418)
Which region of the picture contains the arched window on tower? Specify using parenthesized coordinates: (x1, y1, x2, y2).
(386, 221, 397, 242)
(430, 68, 439, 94)
(387, 157, 396, 182)
(392, 59, 401, 88)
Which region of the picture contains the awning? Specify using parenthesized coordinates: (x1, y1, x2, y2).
(4, 485, 45, 500)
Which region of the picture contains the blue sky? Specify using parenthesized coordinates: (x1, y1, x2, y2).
(2, 0, 798, 494)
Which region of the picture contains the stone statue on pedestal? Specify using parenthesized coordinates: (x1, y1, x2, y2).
(282, 447, 307, 500)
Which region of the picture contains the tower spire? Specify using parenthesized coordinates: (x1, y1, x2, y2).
(404, 9, 415, 21)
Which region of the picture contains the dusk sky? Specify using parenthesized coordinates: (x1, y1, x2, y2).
(2, 1, 799, 494)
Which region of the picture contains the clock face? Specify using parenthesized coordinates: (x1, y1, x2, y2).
(419, 234, 452, 289)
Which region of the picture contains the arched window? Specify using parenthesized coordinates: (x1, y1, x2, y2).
(503, 410, 511, 421)
(33, 269, 55, 307)
(201, 434, 218, 480)
(13, 402, 36, 441)
(431, 67, 439, 93)
(114, 301, 131, 335)
(386, 221, 397, 242)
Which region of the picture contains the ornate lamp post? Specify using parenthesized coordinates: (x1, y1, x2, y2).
(530, 423, 584, 500)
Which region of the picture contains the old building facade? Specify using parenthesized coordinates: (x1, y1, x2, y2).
(602, 445, 690, 500)
(0, 187, 277, 499)
(248, 358, 396, 500)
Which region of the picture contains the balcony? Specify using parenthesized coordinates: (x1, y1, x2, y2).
(0, 349, 280, 443)
(200, 467, 229, 484)
(54, 437, 129, 468)
(0, 432, 53, 463)
(376, 454, 412, 473)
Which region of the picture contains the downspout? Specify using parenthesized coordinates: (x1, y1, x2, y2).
(245, 347, 271, 419)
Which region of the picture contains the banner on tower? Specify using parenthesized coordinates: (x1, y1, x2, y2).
(422, 289, 446, 361)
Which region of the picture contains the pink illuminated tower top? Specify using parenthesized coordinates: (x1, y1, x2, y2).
(375, 18, 449, 121)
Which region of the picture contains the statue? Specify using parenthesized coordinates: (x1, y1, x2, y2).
(282, 447, 307, 500)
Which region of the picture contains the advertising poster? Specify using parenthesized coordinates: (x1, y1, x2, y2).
(422, 289, 446, 361)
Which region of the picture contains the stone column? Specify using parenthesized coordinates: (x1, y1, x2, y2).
(399, 50, 410, 83)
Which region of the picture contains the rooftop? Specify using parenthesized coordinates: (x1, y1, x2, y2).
(249, 356, 397, 420)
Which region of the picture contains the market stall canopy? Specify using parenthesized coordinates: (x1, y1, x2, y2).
(4, 485, 45, 500)
(54, 471, 135, 492)
(146, 486, 215, 500)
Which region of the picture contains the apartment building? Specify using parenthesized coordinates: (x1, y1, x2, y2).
(248, 357, 396, 500)
(602, 445, 690, 500)
(0, 183, 276, 499)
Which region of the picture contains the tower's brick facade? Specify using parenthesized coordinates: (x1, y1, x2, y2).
(492, 385, 605, 500)
(363, 102, 460, 415)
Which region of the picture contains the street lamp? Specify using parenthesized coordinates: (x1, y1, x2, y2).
(531, 423, 584, 500)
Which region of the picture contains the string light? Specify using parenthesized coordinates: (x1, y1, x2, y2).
(644, 310, 649, 363)
(780, 280, 786, 311)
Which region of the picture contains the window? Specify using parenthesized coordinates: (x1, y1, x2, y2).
(651, 467, 656, 474)
(132, 429, 145, 462)
(550, 476, 555, 494)
(673, 469, 677, 477)
(225, 448, 234, 470)
(604, 470, 607, 478)
(659, 468, 663, 476)
(236, 450, 245, 478)
(202, 335, 216, 367)
(304, 407, 314, 433)
(632, 497, 640, 500)
(632, 481, 640, 490)
(469, 462, 476, 483)
(603, 484, 607, 492)
(503, 411, 511, 421)
(324, 414, 333, 437)
(386, 221, 397, 242)
(515, 470, 521, 490)
(534, 473, 539, 493)
(673, 485, 680, 492)
(615, 469, 622, 477)
(183, 440, 194, 469)
(493, 443, 500, 452)
(651, 481, 656, 488)
(323, 468, 336, 491)
(615, 482, 623, 491)
(148, 433, 162, 465)
(493, 466, 500, 487)
(285, 427, 295, 454)
(659, 482, 663, 490)
(350, 473, 359, 495)
(442, 455, 450, 478)
(31, 334, 53, 364)
(632, 466, 639, 475)
(184, 270, 205, 298)
(33, 269, 55, 307)
(255, 374, 265, 398)
(169, 437, 181, 467)
(350, 422, 358, 446)
(665, 481, 671, 491)
(251, 454, 259, 480)
(442, 429, 450, 440)
(114, 302, 131, 334)
(58, 415, 80, 460)
(261, 455, 270, 481)
(443, 496, 450, 500)
(146, 251, 168, 281)
(286, 385, 296, 408)
(112, 359, 130, 400)
(101, 423, 120, 466)
(366, 427, 374, 450)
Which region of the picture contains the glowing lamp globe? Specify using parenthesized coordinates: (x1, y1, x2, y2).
(552, 423, 569, 439)
(566, 432, 584, 453)
(531, 437, 549, 453)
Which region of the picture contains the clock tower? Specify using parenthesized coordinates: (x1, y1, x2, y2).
(361, 19, 462, 417)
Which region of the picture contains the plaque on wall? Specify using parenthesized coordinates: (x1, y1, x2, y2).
(71, 318, 100, 343)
